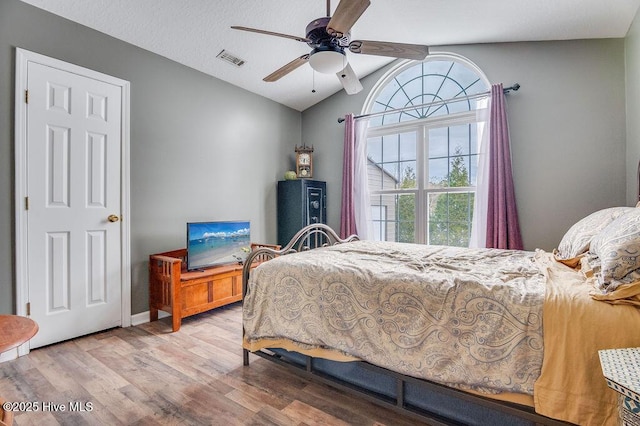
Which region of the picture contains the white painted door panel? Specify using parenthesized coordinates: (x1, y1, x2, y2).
(27, 62, 122, 348)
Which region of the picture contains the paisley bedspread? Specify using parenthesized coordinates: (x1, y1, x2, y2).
(243, 240, 545, 395)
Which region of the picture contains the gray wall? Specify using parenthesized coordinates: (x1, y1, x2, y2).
(0, 0, 301, 314)
(626, 8, 640, 206)
(303, 39, 628, 252)
(0, 0, 634, 316)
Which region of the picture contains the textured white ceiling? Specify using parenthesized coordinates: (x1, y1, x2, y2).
(19, 0, 640, 111)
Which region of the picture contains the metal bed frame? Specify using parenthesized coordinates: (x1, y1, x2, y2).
(241, 223, 571, 426)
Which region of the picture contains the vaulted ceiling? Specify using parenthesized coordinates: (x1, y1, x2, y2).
(19, 0, 640, 111)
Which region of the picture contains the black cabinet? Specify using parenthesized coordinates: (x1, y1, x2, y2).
(277, 180, 326, 246)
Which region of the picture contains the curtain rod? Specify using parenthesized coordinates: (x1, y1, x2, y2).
(337, 83, 520, 123)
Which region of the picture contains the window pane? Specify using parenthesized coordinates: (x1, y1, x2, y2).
(450, 62, 484, 95)
(469, 153, 478, 185)
(448, 156, 470, 187)
(368, 162, 391, 192)
(382, 134, 399, 163)
(397, 193, 415, 243)
(423, 74, 449, 99)
(425, 60, 454, 78)
(370, 203, 388, 241)
(375, 80, 401, 106)
(470, 123, 478, 155)
(367, 136, 382, 163)
(429, 127, 448, 158)
(429, 126, 475, 188)
(450, 125, 471, 155)
(399, 161, 417, 189)
(428, 192, 474, 246)
(428, 158, 448, 186)
(381, 163, 399, 188)
(437, 77, 465, 101)
(368, 132, 417, 189)
(369, 104, 385, 127)
(399, 133, 416, 161)
(395, 63, 423, 86)
(399, 78, 423, 103)
(369, 193, 415, 243)
(388, 90, 411, 110)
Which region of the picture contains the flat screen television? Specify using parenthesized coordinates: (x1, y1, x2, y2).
(186, 220, 251, 271)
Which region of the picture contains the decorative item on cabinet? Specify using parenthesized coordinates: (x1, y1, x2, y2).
(295, 143, 314, 178)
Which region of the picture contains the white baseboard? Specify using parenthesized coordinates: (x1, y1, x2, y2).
(130, 310, 170, 326)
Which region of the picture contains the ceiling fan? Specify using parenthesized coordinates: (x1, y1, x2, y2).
(231, 0, 430, 95)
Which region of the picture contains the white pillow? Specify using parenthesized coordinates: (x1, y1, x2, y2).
(590, 209, 640, 290)
(555, 207, 635, 261)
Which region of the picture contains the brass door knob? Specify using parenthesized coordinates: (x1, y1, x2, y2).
(107, 214, 120, 223)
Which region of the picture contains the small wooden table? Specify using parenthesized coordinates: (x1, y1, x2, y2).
(0, 315, 38, 426)
(0, 315, 38, 354)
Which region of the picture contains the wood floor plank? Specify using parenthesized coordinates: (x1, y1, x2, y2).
(281, 400, 351, 426)
(246, 405, 299, 426)
(140, 343, 228, 385)
(218, 372, 294, 411)
(0, 303, 435, 425)
(297, 380, 429, 426)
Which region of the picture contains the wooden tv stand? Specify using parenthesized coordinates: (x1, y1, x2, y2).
(149, 248, 245, 332)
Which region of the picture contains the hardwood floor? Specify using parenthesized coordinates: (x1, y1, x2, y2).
(0, 303, 432, 425)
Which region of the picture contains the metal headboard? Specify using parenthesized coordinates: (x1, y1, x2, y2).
(241, 223, 359, 297)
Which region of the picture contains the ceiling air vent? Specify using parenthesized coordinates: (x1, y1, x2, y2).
(216, 50, 245, 67)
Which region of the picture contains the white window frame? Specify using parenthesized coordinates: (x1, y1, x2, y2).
(367, 111, 480, 244)
(362, 54, 490, 245)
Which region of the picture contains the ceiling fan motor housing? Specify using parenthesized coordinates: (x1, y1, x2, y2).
(305, 16, 350, 48)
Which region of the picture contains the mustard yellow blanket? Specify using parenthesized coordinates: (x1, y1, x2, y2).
(534, 252, 640, 425)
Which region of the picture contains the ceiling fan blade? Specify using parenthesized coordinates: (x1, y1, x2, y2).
(231, 26, 310, 43)
(349, 40, 429, 60)
(326, 0, 371, 38)
(336, 62, 363, 95)
(263, 54, 310, 82)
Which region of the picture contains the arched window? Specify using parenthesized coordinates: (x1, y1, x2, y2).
(363, 53, 490, 246)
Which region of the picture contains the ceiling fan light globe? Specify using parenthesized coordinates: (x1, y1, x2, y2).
(309, 49, 346, 74)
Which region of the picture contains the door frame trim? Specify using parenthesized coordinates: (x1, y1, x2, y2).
(14, 48, 131, 356)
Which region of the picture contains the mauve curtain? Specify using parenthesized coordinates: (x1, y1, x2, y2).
(340, 114, 372, 239)
(485, 84, 523, 250)
(340, 114, 357, 238)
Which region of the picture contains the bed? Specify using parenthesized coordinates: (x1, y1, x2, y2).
(241, 211, 640, 426)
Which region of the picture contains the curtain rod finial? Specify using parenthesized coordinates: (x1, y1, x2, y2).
(338, 117, 345, 123)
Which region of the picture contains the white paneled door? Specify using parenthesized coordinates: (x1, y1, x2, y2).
(16, 50, 130, 349)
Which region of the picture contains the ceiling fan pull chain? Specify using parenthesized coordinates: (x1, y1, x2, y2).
(326, 0, 331, 17)
(312, 70, 316, 93)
